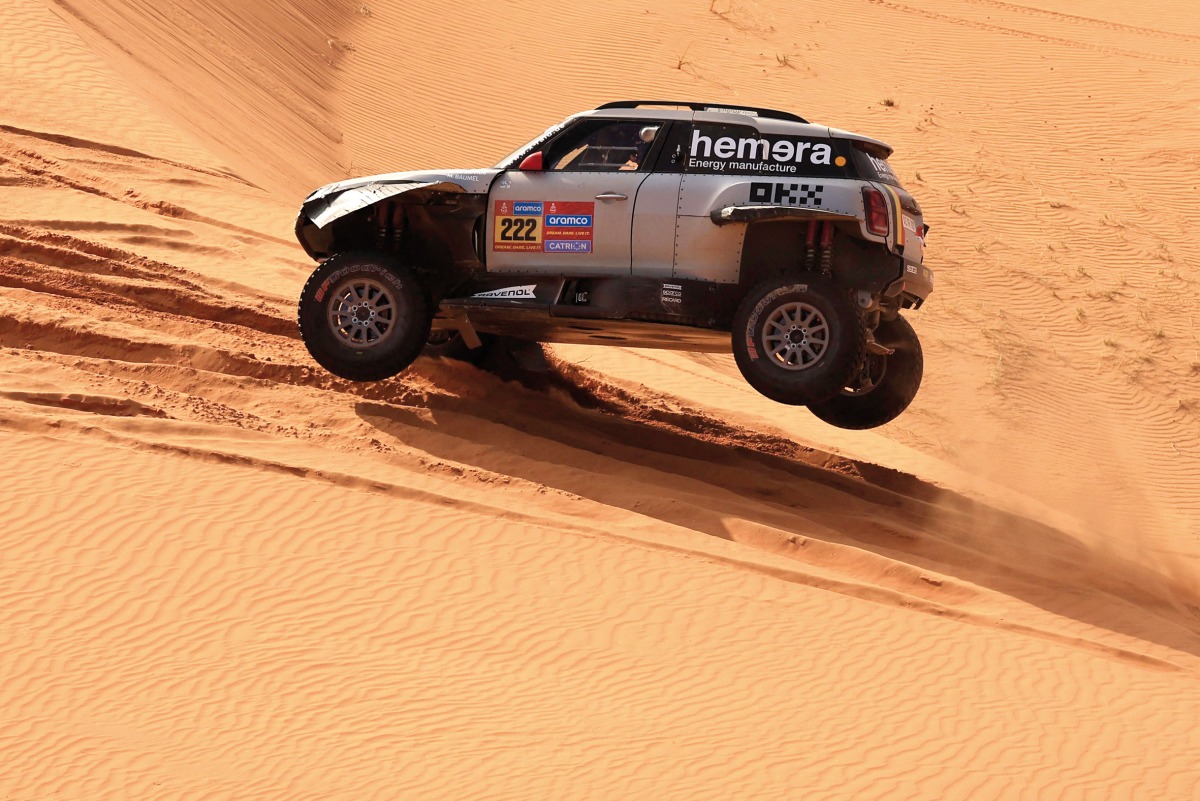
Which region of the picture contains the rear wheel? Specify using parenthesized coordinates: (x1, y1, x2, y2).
(732, 273, 866, 406)
(807, 314, 923, 429)
(297, 251, 431, 382)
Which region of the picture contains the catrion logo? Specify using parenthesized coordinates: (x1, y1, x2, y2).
(472, 285, 537, 299)
(545, 241, 591, 253)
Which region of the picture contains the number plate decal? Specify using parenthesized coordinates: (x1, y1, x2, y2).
(493, 200, 593, 254)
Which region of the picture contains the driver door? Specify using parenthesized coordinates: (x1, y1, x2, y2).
(487, 119, 662, 275)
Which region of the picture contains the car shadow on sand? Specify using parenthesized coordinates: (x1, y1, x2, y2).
(355, 358, 1200, 662)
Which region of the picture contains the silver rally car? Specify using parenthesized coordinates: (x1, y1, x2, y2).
(295, 101, 933, 429)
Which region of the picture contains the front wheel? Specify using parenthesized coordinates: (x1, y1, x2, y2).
(732, 273, 867, 406)
(297, 251, 431, 382)
(807, 314, 923, 429)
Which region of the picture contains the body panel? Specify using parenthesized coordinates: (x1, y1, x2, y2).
(631, 173, 683, 277)
(486, 170, 649, 274)
(293, 101, 933, 311)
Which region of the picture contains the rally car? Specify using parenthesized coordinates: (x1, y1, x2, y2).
(295, 101, 933, 429)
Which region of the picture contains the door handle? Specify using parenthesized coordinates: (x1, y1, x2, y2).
(595, 192, 628, 201)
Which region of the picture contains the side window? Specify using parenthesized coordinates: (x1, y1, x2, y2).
(545, 120, 662, 172)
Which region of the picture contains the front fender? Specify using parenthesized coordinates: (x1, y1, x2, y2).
(295, 169, 502, 261)
(303, 180, 464, 230)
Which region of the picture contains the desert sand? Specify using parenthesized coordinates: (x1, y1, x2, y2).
(2, 0, 1199, 797)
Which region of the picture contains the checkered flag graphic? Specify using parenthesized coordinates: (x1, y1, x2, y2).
(797, 184, 824, 206)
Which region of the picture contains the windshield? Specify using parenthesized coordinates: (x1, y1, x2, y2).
(494, 121, 568, 169)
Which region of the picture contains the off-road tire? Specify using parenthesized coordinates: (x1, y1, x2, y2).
(298, 251, 431, 382)
(732, 273, 866, 406)
(807, 314, 923, 430)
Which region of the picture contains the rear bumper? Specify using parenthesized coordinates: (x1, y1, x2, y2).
(883, 263, 934, 308)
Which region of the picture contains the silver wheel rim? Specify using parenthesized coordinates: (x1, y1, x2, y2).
(327, 277, 398, 349)
(761, 301, 829, 371)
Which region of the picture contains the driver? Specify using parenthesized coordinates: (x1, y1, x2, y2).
(620, 125, 659, 170)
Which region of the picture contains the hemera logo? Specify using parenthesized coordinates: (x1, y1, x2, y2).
(690, 129, 835, 166)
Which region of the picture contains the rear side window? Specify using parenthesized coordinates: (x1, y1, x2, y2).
(849, 145, 899, 186)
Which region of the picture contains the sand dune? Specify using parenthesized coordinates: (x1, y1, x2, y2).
(2, 0, 1199, 797)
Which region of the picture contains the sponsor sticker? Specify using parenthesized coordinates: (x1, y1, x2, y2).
(546, 214, 594, 227)
(687, 126, 850, 177)
(546, 240, 592, 253)
(473, 285, 537, 299)
(494, 200, 595, 254)
(704, 106, 757, 116)
(661, 283, 683, 304)
(748, 181, 824, 207)
(866, 153, 897, 182)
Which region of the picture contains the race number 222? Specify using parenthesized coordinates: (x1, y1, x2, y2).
(498, 217, 540, 242)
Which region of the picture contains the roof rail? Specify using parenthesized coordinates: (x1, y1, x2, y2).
(595, 100, 808, 124)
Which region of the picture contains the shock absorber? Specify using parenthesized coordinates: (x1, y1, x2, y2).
(375, 202, 405, 251)
(803, 220, 818, 271)
(819, 221, 835, 274)
(375, 202, 389, 249)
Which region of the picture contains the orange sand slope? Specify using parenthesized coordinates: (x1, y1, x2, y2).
(2, 0, 1199, 798)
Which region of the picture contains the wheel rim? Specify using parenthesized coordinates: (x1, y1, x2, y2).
(761, 301, 829, 371)
(327, 277, 398, 349)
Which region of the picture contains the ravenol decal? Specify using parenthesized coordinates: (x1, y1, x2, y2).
(687, 127, 850, 176)
(472, 284, 537, 299)
(749, 182, 824, 207)
(494, 200, 594, 254)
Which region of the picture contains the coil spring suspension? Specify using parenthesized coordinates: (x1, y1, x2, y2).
(375, 202, 405, 251)
(803, 220, 835, 274)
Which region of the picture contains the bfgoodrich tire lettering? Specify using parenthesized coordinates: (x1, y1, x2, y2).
(298, 251, 431, 382)
(732, 273, 866, 406)
(807, 314, 923, 429)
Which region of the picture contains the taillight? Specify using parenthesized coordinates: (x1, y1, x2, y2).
(862, 187, 890, 237)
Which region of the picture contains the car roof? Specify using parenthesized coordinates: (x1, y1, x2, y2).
(595, 100, 808, 123)
(570, 100, 893, 157)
